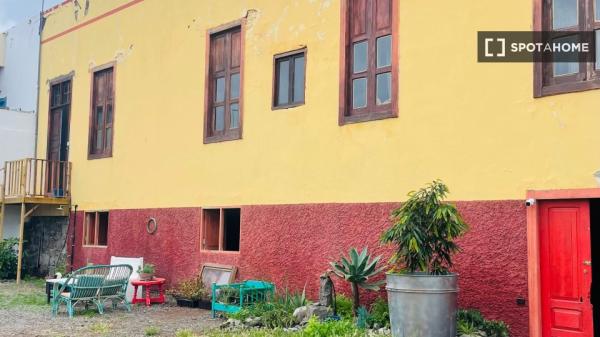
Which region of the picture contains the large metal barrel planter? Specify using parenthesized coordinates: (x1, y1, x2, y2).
(386, 273, 458, 337)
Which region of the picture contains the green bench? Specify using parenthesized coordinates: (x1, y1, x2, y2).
(211, 280, 275, 318)
(51, 264, 133, 317)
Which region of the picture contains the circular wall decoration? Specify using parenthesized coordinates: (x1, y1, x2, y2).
(146, 217, 158, 234)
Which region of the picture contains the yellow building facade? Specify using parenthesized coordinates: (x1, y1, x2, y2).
(34, 1, 600, 337)
(38, 0, 600, 210)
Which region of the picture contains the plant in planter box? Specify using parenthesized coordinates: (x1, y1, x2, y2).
(138, 264, 155, 281)
(216, 286, 240, 305)
(329, 247, 385, 316)
(168, 277, 210, 308)
(381, 180, 468, 337)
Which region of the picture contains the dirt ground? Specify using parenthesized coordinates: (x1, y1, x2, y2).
(0, 280, 221, 337)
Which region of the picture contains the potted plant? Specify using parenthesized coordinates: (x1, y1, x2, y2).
(168, 277, 210, 309)
(381, 180, 469, 337)
(138, 263, 155, 281)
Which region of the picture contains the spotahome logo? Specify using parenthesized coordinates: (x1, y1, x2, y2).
(478, 31, 596, 62)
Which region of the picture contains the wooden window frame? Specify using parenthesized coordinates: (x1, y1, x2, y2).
(339, 0, 399, 125)
(46, 73, 74, 162)
(203, 20, 245, 144)
(200, 207, 241, 253)
(88, 62, 116, 159)
(83, 211, 109, 248)
(272, 48, 307, 110)
(533, 0, 600, 97)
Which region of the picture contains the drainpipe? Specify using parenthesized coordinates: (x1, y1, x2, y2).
(34, 0, 45, 159)
(70, 204, 77, 271)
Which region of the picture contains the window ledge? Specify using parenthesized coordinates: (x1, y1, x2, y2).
(339, 110, 397, 125)
(536, 79, 600, 97)
(200, 249, 240, 254)
(204, 132, 242, 144)
(272, 102, 305, 110)
(82, 245, 108, 248)
(88, 152, 112, 160)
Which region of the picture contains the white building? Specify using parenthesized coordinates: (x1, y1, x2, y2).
(0, 16, 40, 239)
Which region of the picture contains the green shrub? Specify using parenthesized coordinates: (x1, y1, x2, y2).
(457, 309, 510, 337)
(227, 286, 309, 329)
(275, 285, 308, 309)
(144, 326, 160, 336)
(334, 294, 353, 320)
(482, 320, 510, 337)
(356, 306, 369, 329)
(458, 309, 485, 327)
(206, 329, 295, 337)
(89, 322, 111, 334)
(261, 306, 296, 329)
(368, 298, 390, 328)
(175, 329, 196, 337)
(303, 317, 363, 337)
(457, 320, 479, 335)
(168, 277, 209, 300)
(229, 301, 296, 328)
(0, 238, 18, 279)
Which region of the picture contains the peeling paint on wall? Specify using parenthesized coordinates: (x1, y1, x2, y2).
(244, 9, 260, 28)
(115, 44, 134, 64)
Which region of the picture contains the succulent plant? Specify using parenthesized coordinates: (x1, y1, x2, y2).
(329, 247, 385, 316)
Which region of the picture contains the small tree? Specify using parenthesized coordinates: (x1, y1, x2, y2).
(381, 180, 468, 274)
(329, 247, 385, 316)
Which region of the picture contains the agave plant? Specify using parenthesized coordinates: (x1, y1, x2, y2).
(329, 247, 385, 316)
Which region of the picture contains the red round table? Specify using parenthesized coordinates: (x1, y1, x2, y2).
(131, 278, 166, 306)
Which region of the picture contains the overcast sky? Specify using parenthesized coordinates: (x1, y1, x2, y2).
(0, 0, 63, 32)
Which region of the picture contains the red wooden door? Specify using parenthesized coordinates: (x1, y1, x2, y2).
(540, 200, 593, 337)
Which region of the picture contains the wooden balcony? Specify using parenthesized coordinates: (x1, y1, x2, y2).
(0, 158, 72, 284)
(1, 158, 72, 205)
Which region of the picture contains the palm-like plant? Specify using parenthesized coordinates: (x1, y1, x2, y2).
(381, 180, 469, 274)
(329, 247, 385, 316)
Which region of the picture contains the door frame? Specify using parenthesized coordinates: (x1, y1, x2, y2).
(527, 188, 600, 337)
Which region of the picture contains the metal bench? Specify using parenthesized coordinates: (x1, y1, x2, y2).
(211, 280, 275, 317)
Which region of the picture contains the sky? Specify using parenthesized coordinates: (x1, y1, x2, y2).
(0, 0, 63, 32)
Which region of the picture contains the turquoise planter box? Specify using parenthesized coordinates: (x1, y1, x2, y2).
(211, 280, 275, 318)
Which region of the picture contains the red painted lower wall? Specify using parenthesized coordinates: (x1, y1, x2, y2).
(70, 200, 527, 337)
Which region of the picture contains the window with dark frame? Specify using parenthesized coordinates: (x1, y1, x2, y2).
(535, 0, 600, 96)
(84, 211, 109, 246)
(201, 208, 241, 252)
(273, 49, 306, 108)
(49, 79, 71, 162)
(89, 66, 114, 158)
(340, 0, 397, 124)
(205, 26, 242, 143)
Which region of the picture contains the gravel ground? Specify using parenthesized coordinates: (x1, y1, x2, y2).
(0, 280, 221, 337)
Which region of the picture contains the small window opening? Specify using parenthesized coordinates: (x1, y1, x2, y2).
(223, 208, 240, 251)
(84, 211, 109, 246)
(203, 209, 221, 251)
(202, 208, 241, 252)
